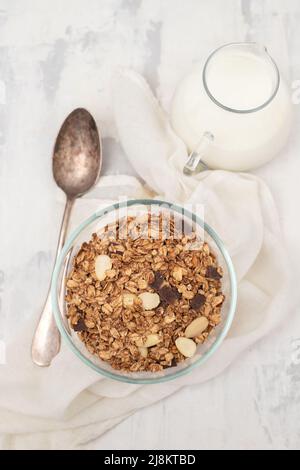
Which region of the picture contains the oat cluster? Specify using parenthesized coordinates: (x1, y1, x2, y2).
(65, 214, 224, 372)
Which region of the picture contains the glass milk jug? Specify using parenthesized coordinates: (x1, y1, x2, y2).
(171, 43, 293, 173)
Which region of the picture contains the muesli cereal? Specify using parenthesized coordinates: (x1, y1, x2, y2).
(65, 213, 225, 372)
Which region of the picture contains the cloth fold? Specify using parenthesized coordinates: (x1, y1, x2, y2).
(0, 70, 289, 449)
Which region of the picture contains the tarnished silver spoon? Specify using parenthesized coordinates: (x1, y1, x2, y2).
(31, 108, 102, 366)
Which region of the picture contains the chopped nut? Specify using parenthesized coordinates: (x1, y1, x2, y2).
(185, 316, 209, 338)
(139, 346, 148, 358)
(175, 337, 197, 358)
(138, 292, 160, 310)
(95, 254, 112, 281)
(122, 292, 137, 308)
(135, 333, 161, 348)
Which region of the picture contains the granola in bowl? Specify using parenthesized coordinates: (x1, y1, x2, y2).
(65, 213, 225, 373)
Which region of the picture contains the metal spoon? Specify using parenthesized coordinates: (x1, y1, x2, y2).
(31, 108, 102, 366)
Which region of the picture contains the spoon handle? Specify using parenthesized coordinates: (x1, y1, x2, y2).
(31, 197, 74, 366)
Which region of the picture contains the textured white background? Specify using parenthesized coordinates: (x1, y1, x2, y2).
(1, 0, 300, 450)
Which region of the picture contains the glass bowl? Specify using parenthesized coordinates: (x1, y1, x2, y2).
(51, 199, 237, 384)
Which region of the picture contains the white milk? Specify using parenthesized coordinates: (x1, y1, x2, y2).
(171, 44, 293, 171)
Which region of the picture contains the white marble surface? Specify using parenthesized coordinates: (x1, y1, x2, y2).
(1, 0, 300, 450)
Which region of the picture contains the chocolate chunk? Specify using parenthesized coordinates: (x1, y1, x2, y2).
(150, 271, 165, 291)
(190, 293, 206, 310)
(171, 357, 178, 367)
(159, 285, 181, 304)
(206, 266, 222, 280)
(72, 318, 88, 332)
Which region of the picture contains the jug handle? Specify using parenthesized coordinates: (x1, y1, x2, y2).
(183, 132, 214, 175)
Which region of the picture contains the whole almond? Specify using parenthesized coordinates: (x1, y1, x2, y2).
(185, 316, 209, 338)
(95, 255, 112, 281)
(175, 337, 197, 358)
(138, 292, 160, 310)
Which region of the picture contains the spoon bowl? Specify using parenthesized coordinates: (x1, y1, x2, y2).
(53, 108, 101, 197)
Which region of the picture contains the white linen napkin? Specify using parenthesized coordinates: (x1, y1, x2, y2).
(0, 70, 289, 450)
